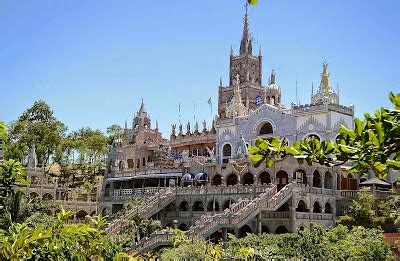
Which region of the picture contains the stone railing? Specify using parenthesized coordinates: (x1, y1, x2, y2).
(265, 212, 290, 219)
(128, 231, 174, 255)
(129, 183, 300, 254)
(106, 187, 176, 235)
(109, 168, 181, 178)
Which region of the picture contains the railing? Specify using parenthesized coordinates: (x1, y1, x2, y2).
(265, 212, 290, 219)
(109, 168, 181, 178)
(295, 213, 333, 220)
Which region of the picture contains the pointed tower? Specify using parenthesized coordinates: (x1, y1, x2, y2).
(133, 99, 151, 129)
(219, 2, 264, 118)
(239, 3, 252, 55)
(311, 61, 339, 105)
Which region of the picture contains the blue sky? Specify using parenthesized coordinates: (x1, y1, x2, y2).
(1, 0, 399, 136)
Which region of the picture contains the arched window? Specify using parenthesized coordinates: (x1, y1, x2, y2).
(324, 172, 333, 189)
(276, 170, 288, 191)
(226, 174, 238, 186)
(222, 144, 232, 164)
(296, 200, 307, 212)
(242, 173, 254, 185)
(325, 202, 332, 214)
(259, 171, 271, 185)
(294, 170, 307, 184)
(212, 174, 222, 186)
(313, 171, 321, 188)
(118, 161, 125, 172)
(192, 201, 204, 212)
(259, 122, 273, 135)
(42, 193, 53, 201)
(313, 201, 322, 213)
(179, 201, 189, 211)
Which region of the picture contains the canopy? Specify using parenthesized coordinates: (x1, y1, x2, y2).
(195, 172, 208, 181)
(181, 173, 194, 182)
(359, 178, 391, 186)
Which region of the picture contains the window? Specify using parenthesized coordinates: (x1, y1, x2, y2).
(259, 122, 273, 135)
(222, 144, 232, 164)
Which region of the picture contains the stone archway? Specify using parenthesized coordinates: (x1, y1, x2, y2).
(192, 201, 204, 212)
(179, 201, 189, 211)
(242, 173, 254, 185)
(313, 201, 322, 213)
(296, 200, 308, 212)
(259, 171, 271, 185)
(276, 170, 288, 191)
(238, 224, 253, 238)
(313, 170, 321, 188)
(294, 169, 307, 184)
(30, 192, 39, 199)
(324, 171, 333, 189)
(261, 225, 269, 234)
(223, 199, 234, 210)
(76, 210, 88, 220)
(275, 225, 289, 234)
(42, 193, 53, 201)
(226, 173, 238, 186)
(178, 223, 189, 231)
(207, 200, 220, 212)
(325, 202, 332, 214)
(212, 174, 222, 186)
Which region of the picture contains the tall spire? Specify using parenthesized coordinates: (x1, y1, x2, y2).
(240, 2, 252, 55)
(319, 61, 331, 95)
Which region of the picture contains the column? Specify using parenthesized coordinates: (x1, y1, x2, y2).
(256, 213, 262, 235)
(290, 206, 296, 233)
(222, 227, 228, 241)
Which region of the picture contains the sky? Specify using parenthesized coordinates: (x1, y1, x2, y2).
(1, 0, 399, 137)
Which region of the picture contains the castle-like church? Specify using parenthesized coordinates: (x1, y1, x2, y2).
(99, 5, 385, 253)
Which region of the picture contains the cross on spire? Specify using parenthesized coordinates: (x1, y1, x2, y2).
(240, 1, 252, 55)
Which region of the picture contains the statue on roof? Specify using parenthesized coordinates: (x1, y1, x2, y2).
(236, 134, 249, 159)
(27, 144, 37, 169)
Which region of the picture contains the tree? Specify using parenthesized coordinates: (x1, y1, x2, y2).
(5, 100, 67, 167)
(249, 92, 400, 179)
(106, 124, 123, 145)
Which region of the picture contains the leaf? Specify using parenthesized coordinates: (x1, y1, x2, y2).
(248, 0, 258, 5)
(249, 154, 263, 164)
(387, 160, 400, 170)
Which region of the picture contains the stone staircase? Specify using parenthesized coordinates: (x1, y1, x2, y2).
(106, 187, 177, 235)
(130, 183, 295, 254)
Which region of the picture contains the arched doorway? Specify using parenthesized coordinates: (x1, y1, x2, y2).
(275, 226, 289, 234)
(76, 210, 88, 220)
(238, 225, 253, 238)
(118, 161, 124, 172)
(324, 172, 333, 189)
(207, 200, 220, 212)
(192, 201, 204, 212)
(313, 201, 322, 213)
(296, 200, 307, 212)
(325, 202, 332, 214)
(242, 173, 254, 185)
(313, 171, 321, 188)
(276, 170, 288, 191)
(259, 171, 271, 185)
(294, 169, 307, 184)
(179, 201, 189, 211)
(212, 174, 222, 186)
(226, 174, 238, 186)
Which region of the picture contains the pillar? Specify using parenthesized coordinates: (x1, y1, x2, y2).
(256, 213, 262, 235)
(290, 205, 296, 233)
(222, 227, 228, 241)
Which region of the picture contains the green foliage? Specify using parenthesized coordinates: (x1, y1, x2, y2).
(221, 225, 392, 260)
(0, 206, 126, 260)
(5, 100, 67, 166)
(161, 231, 223, 260)
(247, 0, 258, 5)
(106, 124, 123, 145)
(336, 188, 398, 232)
(249, 92, 400, 179)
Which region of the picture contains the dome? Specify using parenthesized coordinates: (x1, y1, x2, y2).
(195, 172, 208, 181)
(181, 173, 194, 182)
(268, 83, 281, 92)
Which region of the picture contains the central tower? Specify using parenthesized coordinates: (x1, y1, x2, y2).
(218, 4, 266, 119)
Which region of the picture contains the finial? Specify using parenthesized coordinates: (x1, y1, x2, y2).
(258, 46, 262, 56)
(270, 70, 276, 84)
(156, 119, 159, 130)
(220, 77, 222, 86)
(230, 45, 233, 56)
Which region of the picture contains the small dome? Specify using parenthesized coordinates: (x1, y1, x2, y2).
(268, 83, 281, 91)
(195, 173, 208, 181)
(181, 173, 194, 182)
